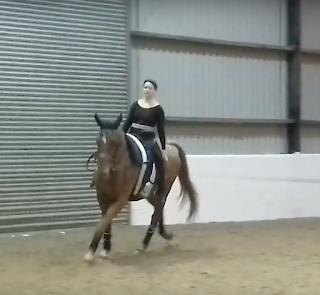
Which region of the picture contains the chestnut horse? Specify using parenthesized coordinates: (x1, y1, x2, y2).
(83, 112, 199, 264)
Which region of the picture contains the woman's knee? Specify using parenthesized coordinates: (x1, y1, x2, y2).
(152, 144, 160, 156)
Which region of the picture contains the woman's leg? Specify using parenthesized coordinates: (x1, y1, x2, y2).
(152, 143, 165, 196)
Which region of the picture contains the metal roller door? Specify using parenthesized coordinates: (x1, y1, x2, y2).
(0, 0, 129, 233)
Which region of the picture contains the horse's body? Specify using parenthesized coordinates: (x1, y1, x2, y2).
(83, 113, 199, 264)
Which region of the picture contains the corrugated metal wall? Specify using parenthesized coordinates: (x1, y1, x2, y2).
(300, 126, 320, 153)
(0, 0, 129, 234)
(301, 56, 320, 121)
(131, 39, 287, 120)
(131, 0, 287, 46)
(167, 123, 286, 155)
(130, 0, 287, 154)
(300, 0, 320, 153)
(301, 0, 320, 51)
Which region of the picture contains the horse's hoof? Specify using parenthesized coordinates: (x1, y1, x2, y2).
(99, 249, 110, 260)
(163, 232, 173, 240)
(165, 240, 177, 248)
(83, 251, 95, 264)
(133, 247, 147, 255)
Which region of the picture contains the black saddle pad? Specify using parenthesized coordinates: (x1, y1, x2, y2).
(125, 134, 156, 188)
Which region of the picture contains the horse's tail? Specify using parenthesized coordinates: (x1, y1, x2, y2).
(169, 142, 199, 221)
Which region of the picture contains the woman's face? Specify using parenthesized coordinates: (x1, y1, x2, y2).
(143, 82, 156, 99)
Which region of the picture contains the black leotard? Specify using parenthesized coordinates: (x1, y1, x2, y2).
(122, 101, 166, 150)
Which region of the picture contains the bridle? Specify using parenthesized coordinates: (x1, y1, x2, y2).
(95, 129, 126, 173)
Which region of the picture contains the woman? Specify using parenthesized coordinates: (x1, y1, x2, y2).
(122, 79, 167, 197)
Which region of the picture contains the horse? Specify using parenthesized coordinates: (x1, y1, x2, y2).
(83, 112, 199, 264)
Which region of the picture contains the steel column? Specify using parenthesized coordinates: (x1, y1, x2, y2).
(286, 0, 301, 153)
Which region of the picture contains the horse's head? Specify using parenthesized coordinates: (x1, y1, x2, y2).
(94, 112, 122, 133)
(94, 112, 125, 176)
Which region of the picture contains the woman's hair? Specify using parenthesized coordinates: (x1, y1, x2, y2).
(143, 79, 158, 90)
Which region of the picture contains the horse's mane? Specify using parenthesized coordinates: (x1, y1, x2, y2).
(108, 128, 126, 146)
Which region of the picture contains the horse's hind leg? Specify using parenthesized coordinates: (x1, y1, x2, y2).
(147, 196, 173, 241)
(139, 202, 163, 252)
(158, 210, 173, 241)
(139, 183, 174, 251)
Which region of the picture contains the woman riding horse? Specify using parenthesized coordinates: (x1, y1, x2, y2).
(83, 80, 198, 264)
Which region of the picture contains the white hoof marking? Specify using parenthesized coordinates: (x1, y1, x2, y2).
(99, 249, 110, 259)
(165, 240, 176, 247)
(133, 248, 146, 255)
(83, 251, 94, 263)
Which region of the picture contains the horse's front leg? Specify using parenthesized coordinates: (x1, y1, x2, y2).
(96, 197, 111, 259)
(83, 197, 127, 264)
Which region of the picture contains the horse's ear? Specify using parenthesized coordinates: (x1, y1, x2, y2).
(114, 112, 123, 128)
(94, 112, 102, 128)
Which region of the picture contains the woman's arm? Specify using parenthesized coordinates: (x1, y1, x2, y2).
(156, 106, 166, 150)
(122, 103, 136, 133)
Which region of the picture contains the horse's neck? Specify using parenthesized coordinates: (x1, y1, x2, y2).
(119, 135, 131, 164)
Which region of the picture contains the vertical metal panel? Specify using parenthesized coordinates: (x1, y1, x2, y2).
(301, 55, 320, 121)
(131, 38, 287, 120)
(131, 0, 287, 46)
(0, 0, 129, 234)
(167, 123, 286, 154)
(286, 0, 302, 153)
(301, 126, 320, 153)
(301, 0, 320, 50)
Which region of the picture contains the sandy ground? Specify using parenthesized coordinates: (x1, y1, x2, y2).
(1, 218, 320, 295)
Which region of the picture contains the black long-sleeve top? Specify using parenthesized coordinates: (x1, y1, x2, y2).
(122, 101, 166, 150)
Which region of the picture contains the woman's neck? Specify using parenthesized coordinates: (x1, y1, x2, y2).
(138, 97, 158, 108)
(142, 96, 154, 102)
